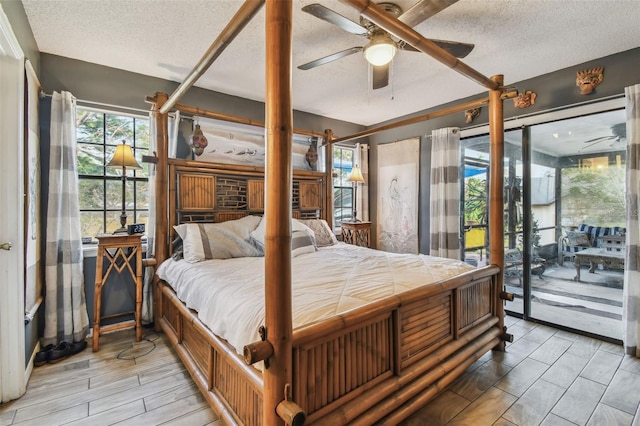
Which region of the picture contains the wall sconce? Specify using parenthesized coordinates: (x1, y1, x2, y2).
(347, 164, 366, 222)
(106, 140, 142, 233)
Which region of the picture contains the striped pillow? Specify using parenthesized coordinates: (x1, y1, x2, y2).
(174, 221, 262, 263)
(291, 230, 317, 257)
(301, 219, 338, 247)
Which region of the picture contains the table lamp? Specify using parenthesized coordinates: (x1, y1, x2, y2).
(106, 140, 142, 233)
(347, 164, 365, 222)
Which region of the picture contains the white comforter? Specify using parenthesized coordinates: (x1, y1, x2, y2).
(157, 243, 474, 357)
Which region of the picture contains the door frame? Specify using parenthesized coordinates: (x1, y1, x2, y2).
(0, 4, 26, 402)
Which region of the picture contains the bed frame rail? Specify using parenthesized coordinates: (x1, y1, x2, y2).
(157, 264, 501, 425)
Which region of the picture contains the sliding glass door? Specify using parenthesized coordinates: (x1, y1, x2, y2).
(461, 107, 626, 341)
(528, 109, 626, 340)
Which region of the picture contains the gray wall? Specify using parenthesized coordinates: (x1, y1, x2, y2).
(364, 47, 640, 253)
(40, 53, 365, 138)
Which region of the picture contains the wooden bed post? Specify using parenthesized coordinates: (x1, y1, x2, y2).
(488, 75, 506, 351)
(264, 1, 297, 425)
(153, 92, 169, 331)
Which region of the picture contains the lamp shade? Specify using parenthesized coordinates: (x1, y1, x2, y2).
(107, 140, 142, 170)
(348, 165, 365, 183)
(363, 32, 397, 66)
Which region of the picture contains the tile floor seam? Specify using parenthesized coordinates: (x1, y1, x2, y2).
(13, 400, 89, 425)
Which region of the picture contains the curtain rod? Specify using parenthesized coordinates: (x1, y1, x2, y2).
(39, 90, 149, 114)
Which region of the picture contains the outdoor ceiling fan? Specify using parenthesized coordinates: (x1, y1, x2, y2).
(298, 1, 474, 90)
(583, 123, 627, 149)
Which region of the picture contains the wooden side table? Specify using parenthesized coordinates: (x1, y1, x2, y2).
(341, 221, 372, 248)
(93, 233, 143, 351)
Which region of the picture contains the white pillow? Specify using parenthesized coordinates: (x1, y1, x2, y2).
(174, 216, 262, 263)
(249, 216, 314, 250)
(291, 230, 317, 257)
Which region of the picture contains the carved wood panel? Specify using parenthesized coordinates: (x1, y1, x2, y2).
(299, 181, 321, 210)
(178, 174, 215, 210)
(247, 179, 264, 211)
(173, 163, 326, 224)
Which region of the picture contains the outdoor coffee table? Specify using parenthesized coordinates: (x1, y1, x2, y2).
(574, 247, 625, 282)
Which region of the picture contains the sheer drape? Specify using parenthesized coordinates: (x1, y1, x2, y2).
(429, 128, 461, 259)
(624, 84, 640, 357)
(142, 112, 178, 323)
(354, 143, 369, 221)
(43, 91, 89, 345)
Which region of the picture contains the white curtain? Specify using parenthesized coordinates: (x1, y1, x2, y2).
(624, 84, 640, 357)
(429, 127, 461, 259)
(142, 112, 178, 323)
(43, 91, 90, 345)
(142, 111, 157, 323)
(354, 143, 369, 221)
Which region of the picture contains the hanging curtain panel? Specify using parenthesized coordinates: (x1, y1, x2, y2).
(624, 84, 640, 358)
(141, 111, 179, 323)
(355, 143, 370, 222)
(429, 127, 461, 259)
(43, 91, 90, 346)
(376, 138, 420, 254)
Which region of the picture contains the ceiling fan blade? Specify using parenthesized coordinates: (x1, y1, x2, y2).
(372, 64, 389, 90)
(298, 47, 363, 70)
(399, 0, 459, 28)
(397, 39, 473, 58)
(583, 136, 612, 144)
(583, 137, 613, 150)
(428, 39, 474, 58)
(302, 3, 367, 35)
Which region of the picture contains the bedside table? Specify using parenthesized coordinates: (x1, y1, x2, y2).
(93, 233, 143, 351)
(341, 221, 372, 248)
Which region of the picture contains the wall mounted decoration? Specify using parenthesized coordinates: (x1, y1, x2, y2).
(189, 122, 208, 156)
(305, 138, 319, 171)
(464, 107, 480, 123)
(576, 67, 604, 95)
(376, 137, 419, 254)
(513, 90, 537, 109)
(194, 117, 320, 170)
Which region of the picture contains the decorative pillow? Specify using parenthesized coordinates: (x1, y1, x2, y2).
(174, 218, 262, 263)
(249, 216, 315, 250)
(291, 230, 317, 257)
(301, 219, 338, 247)
(566, 231, 590, 247)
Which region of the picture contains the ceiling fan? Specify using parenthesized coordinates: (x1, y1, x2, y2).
(298, 1, 474, 90)
(582, 123, 627, 150)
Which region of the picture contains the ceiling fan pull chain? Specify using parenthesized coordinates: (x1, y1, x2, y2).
(390, 61, 395, 101)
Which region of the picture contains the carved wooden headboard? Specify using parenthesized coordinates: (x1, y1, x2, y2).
(168, 159, 328, 227)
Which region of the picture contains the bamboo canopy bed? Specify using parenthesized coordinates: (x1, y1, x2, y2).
(147, 1, 511, 424)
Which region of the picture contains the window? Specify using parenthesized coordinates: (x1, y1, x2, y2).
(332, 146, 354, 226)
(76, 108, 150, 238)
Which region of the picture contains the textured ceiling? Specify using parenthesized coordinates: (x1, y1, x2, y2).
(22, 0, 640, 126)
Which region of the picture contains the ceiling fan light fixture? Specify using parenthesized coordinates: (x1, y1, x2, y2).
(363, 33, 397, 66)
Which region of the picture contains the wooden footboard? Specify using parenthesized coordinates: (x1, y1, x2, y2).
(156, 264, 502, 425)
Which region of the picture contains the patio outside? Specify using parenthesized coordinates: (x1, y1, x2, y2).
(462, 107, 626, 342)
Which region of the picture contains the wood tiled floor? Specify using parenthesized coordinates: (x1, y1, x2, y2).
(2, 317, 640, 425)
